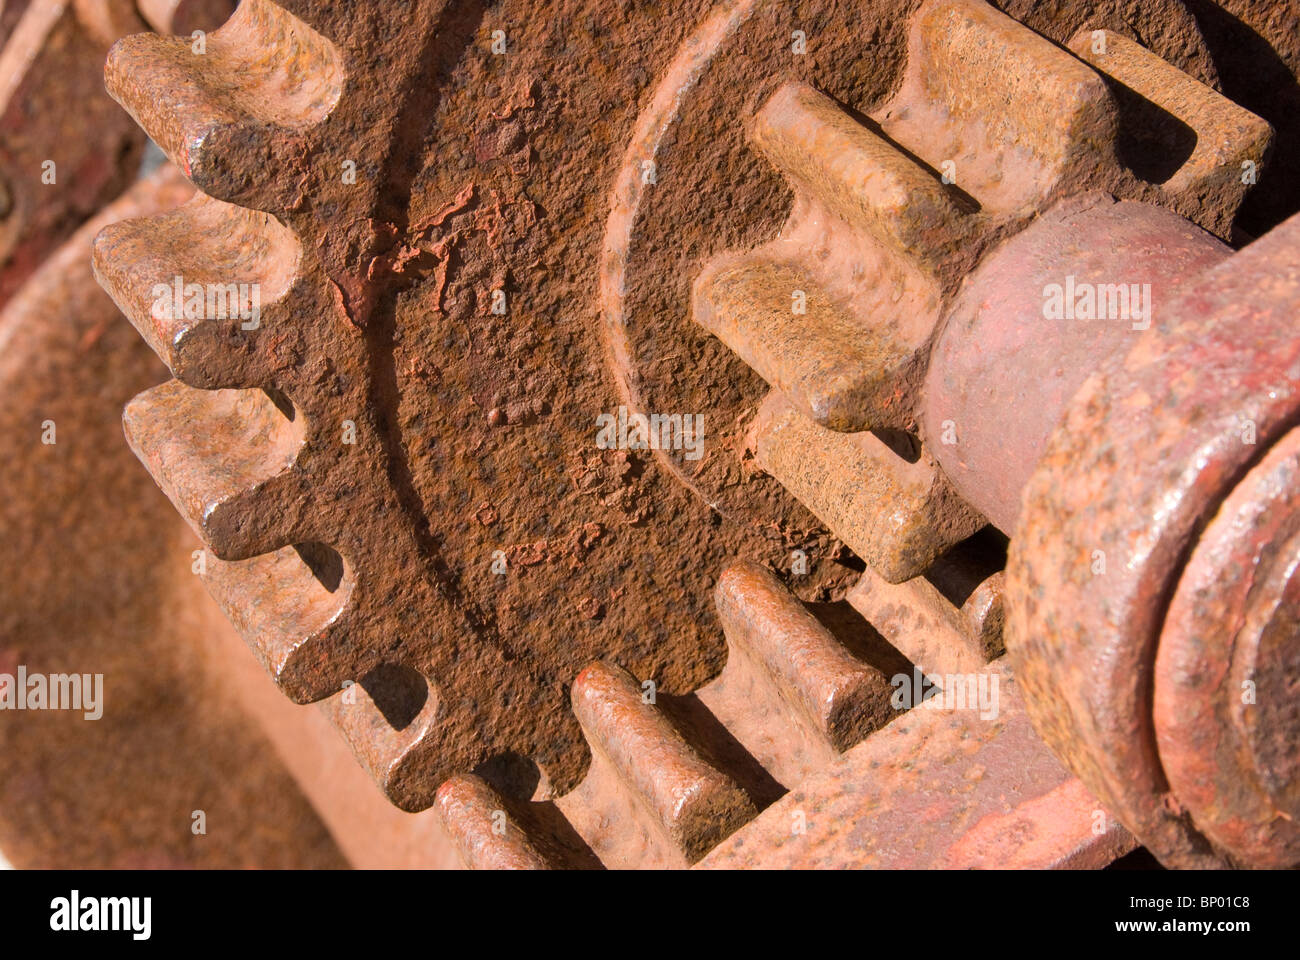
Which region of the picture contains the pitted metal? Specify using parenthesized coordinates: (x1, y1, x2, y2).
(18, 0, 1288, 871)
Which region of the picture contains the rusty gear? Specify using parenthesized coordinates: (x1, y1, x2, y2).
(26, 0, 1292, 871)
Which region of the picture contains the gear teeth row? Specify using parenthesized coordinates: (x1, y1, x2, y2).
(92, 192, 300, 390)
(95, 0, 1280, 847)
(436, 557, 1011, 868)
(690, 0, 1272, 592)
(103, 0, 343, 203)
(691, 0, 1121, 438)
(122, 380, 355, 704)
(122, 357, 580, 798)
(692, 80, 952, 435)
(104, 190, 366, 710)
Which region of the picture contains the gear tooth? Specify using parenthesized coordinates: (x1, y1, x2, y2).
(123, 380, 307, 558)
(204, 542, 357, 704)
(434, 775, 554, 870)
(321, 664, 444, 807)
(892, 0, 1115, 212)
(333, 658, 589, 812)
(961, 570, 1006, 654)
(753, 81, 967, 264)
(326, 670, 538, 813)
(571, 661, 758, 864)
(93, 192, 299, 388)
(751, 391, 983, 583)
(847, 564, 999, 677)
(693, 254, 920, 433)
(714, 563, 894, 753)
(103, 0, 342, 202)
(1069, 27, 1272, 234)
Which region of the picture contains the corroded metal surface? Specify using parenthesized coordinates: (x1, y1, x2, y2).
(698, 663, 1137, 870)
(923, 195, 1231, 533)
(715, 562, 894, 751)
(679, 0, 1266, 593)
(4, 0, 1282, 872)
(752, 391, 984, 582)
(691, 79, 956, 433)
(571, 661, 758, 864)
(98, 0, 879, 810)
(435, 775, 554, 870)
(846, 564, 999, 677)
(1070, 27, 1272, 237)
(659, 0, 1290, 870)
(1008, 210, 1300, 868)
(1155, 428, 1300, 867)
(601, 0, 1217, 560)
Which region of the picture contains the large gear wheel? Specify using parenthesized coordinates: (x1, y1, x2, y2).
(94, 0, 843, 808)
